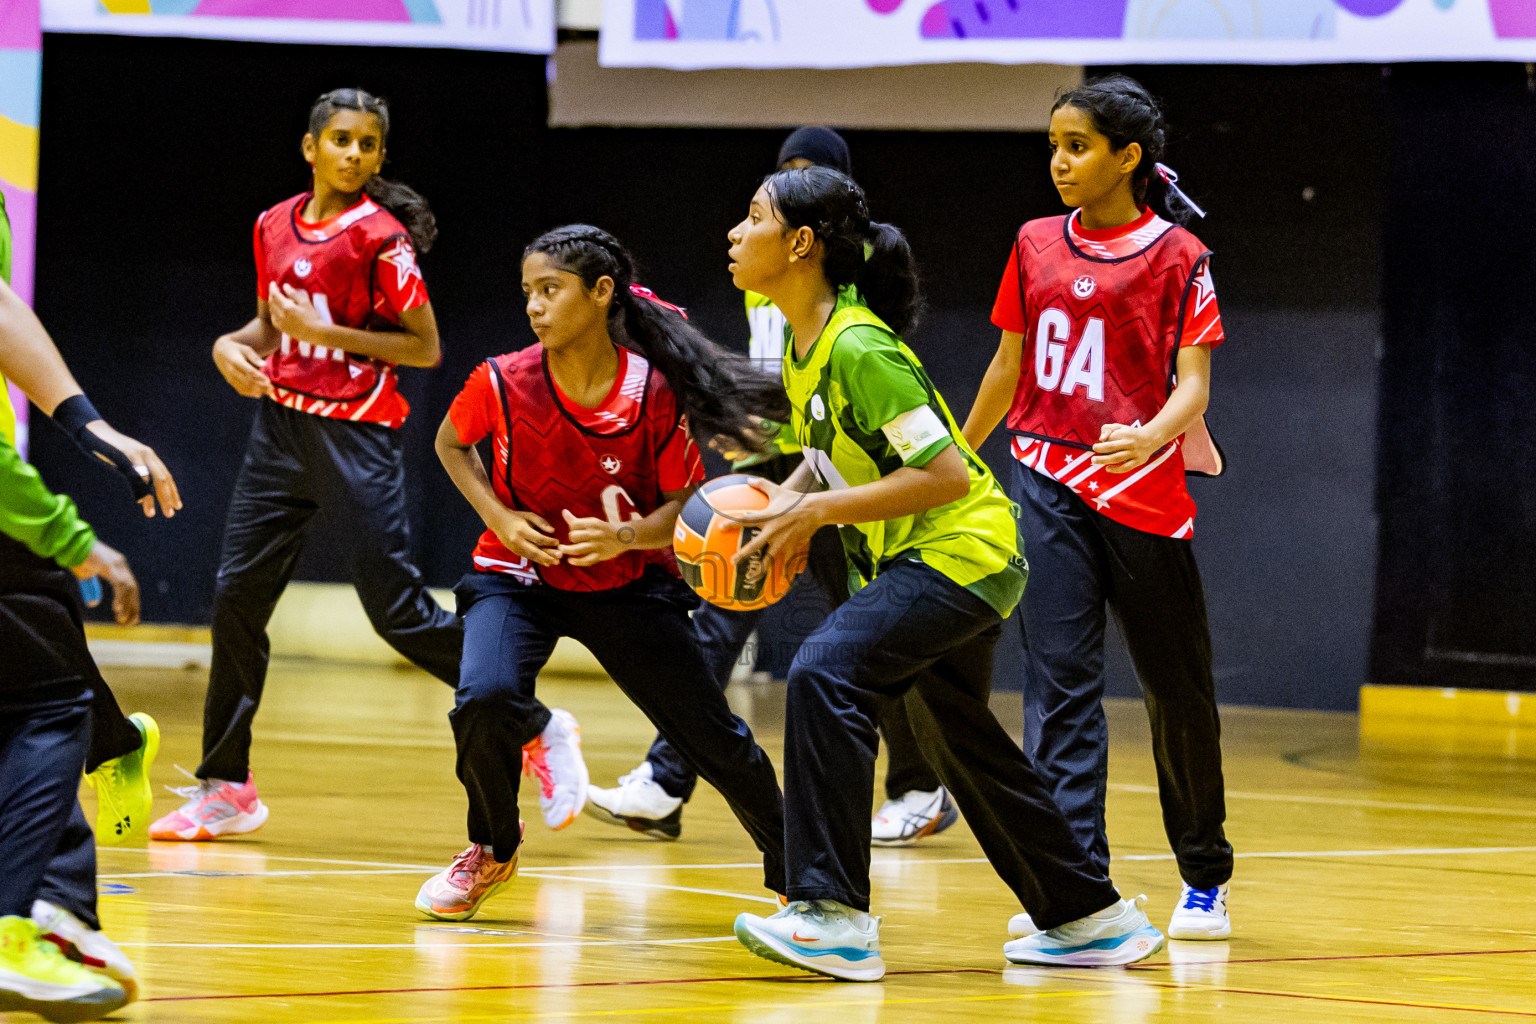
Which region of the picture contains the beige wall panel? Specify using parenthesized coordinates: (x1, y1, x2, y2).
(550, 40, 1080, 131)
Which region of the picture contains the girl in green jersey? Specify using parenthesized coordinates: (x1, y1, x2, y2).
(725, 166, 1163, 981)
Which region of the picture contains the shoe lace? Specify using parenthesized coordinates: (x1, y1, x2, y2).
(164, 764, 219, 801)
(447, 846, 486, 888)
(1180, 886, 1220, 913)
(521, 742, 554, 796)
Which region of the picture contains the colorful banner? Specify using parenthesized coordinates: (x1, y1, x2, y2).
(1, 0, 40, 454)
(600, 0, 1536, 68)
(42, 0, 555, 54)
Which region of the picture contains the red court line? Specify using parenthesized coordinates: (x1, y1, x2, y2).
(143, 967, 997, 1002)
(144, 948, 1536, 1006)
(1207, 947, 1536, 967)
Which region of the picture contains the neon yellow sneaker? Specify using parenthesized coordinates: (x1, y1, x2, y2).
(0, 916, 127, 1022)
(84, 712, 159, 846)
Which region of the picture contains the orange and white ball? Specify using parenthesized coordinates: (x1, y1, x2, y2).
(673, 474, 799, 611)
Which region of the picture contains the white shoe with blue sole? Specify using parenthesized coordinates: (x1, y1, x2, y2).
(1003, 896, 1165, 967)
(735, 900, 885, 982)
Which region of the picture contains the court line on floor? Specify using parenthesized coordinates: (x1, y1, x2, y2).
(139, 958, 1536, 1019)
(96, 849, 443, 870)
(516, 870, 780, 904)
(1113, 783, 1536, 818)
(99, 869, 432, 879)
(140, 967, 995, 1002)
(118, 935, 740, 951)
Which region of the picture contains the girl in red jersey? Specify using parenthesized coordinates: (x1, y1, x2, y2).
(150, 88, 463, 842)
(415, 225, 788, 921)
(963, 75, 1235, 941)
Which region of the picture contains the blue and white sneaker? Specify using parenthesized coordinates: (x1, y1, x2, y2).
(1167, 882, 1231, 940)
(735, 899, 885, 981)
(871, 788, 958, 846)
(1003, 896, 1165, 967)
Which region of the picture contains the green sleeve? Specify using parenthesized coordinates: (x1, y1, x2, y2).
(0, 188, 12, 285)
(833, 329, 953, 466)
(0, 434, 97, 567)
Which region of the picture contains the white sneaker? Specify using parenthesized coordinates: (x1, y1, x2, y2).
(870, 787, 959, 846)
(1007, 911, 1039, 937)
(522, 709, 588, 830)
(1167, 882, 1231, 940)
(1004, 896, 1166, 967)
(30, 901, 138, 1003)
(585, 762, 684, 840)
(735, 899, 885, 982)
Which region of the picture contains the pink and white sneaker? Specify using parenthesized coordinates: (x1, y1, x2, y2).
(522, 709, 588, 830)
(31, 901, 138, 1004)
(148, 769, 269, 841)
(415, 824, 524, 921)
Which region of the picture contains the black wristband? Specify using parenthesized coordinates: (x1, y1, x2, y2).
(52, 394, 153, 502)
(51, 393, 102, 436)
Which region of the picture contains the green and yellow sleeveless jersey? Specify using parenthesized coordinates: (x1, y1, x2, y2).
(784, 286, 1026, 616)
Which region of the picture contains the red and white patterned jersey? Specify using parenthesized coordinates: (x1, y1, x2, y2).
(254, 193, 430, 429)
(447, 344, 703, 591)
(992, 207, 1224, 538)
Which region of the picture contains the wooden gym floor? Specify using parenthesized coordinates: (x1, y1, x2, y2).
(71, 661, 1536, 1023)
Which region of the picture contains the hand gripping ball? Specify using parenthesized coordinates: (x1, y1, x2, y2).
(673, 474, 799, 610)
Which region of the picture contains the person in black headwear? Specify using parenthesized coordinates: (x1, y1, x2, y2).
(586, 128, 957, 848)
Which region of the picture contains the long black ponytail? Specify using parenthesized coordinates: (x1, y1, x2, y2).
(307, 88, 438, 253)
(761, 167, 923, 337)
(1049, 74, 1203, 225)
(523, 225, 790, 454)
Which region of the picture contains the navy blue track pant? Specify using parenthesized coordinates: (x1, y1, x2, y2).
(199, 400, 463, 782)
(452, 569, 786, 893)
(782, 558, 1119, 927)
(0, 540, 105, 928)
(1011, 462, 1233, 890)
(647, 452, 941, 804)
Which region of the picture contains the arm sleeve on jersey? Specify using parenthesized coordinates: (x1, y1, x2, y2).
(0, 434, 97, 568)
(1177, 257, 1225, 349)
(448, 362, 496, 446)
(253, 212, 270, 300)
(373, 235, 431, 319)
(990, 240, 1029, 334)
(836, 333, 954, 467)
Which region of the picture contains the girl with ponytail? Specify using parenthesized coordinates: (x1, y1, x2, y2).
(962, 73, 1236, 942)
(726, 167, 1162, 981)
(587, 131, 955, 852)
(419, 224, 787, 921)
(152, 88, 463, 843)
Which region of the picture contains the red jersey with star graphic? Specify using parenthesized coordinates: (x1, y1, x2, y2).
(253, 192, 430, 429)
(448, 344, 703, 591)
(992, 207, 1224, 538)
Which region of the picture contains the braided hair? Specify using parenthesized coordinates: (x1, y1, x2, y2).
(761, 167, 922, 337)
(522, 225, 790, 454)
(307, 88, 438, 252)
(1050, 74, 1200, 225)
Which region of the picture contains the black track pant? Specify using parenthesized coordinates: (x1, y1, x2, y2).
(198, 400, 463, 782)
(451, 570, 786, 893)
(1012, 462, 1233, 890)
(783, 559, 1119, 926)
(649, 452, 940, 803)
(0, 544, 106, 928)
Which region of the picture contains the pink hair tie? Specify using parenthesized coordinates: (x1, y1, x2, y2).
(1155, 163, 1207, 219)
(629, 283, 689, 319)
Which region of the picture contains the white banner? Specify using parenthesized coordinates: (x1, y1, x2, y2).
(599, 0, 1536, 68)
(42, 0, 555, 54)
